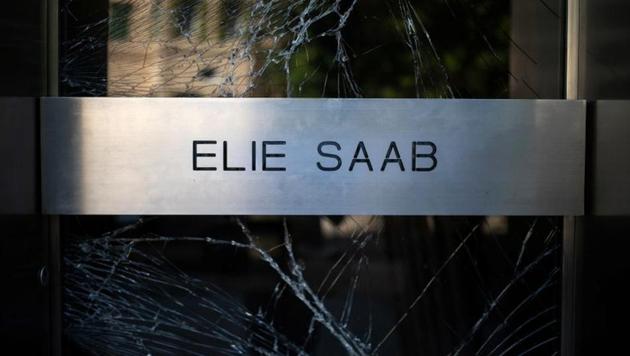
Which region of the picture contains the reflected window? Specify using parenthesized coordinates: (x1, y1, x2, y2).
(171, 0, 202, 38)
(109, 2, 133, 41)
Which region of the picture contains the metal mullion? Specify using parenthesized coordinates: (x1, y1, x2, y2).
(562, 0, 584, 355)
(45, 1, 61, 355)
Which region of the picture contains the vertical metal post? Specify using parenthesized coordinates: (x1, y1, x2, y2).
(562, 0, 582, 355)
(46, 0, 58, 96)
(565, 0, 580, 100)
(47, 216, 62, 356)
(562, 217, 582, 356)
(45, 1, 61, 356)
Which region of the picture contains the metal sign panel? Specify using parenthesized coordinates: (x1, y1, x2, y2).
(41, 98, 585, 215)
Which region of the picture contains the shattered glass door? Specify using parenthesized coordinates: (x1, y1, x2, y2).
(58, 1, 564, 355)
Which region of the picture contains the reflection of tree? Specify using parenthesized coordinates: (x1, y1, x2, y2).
(262, 0, 510, 98)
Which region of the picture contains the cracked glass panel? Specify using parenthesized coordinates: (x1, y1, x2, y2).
(60, 0, 511, 98)
(59, 0, 563, 355)
(63, 216, 561, 355)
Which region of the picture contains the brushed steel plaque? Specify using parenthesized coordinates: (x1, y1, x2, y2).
(41, 98, 585, 215)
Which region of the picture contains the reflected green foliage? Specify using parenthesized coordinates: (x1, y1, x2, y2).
(258, 0, 510, 98)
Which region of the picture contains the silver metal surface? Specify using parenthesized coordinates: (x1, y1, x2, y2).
(0, 97, 38, 214)
(42, 98, 585, 215)
(591, 100, 630, 215)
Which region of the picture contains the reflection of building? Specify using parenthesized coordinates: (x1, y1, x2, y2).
(108, 0, 252, 97)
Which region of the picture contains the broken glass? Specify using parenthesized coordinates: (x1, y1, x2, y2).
(59, 0, 562, 355)
(63, 216, 561, 355)
(60, 0, 511, 98)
